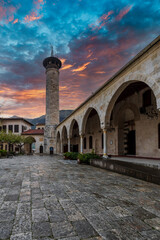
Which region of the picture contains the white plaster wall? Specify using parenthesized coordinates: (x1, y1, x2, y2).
(2, 119, 31, 134)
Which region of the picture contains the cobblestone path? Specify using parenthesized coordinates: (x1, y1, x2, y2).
(0, 155, 160, 240)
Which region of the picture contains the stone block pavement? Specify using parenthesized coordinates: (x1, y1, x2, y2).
(0, 155, 160, 240)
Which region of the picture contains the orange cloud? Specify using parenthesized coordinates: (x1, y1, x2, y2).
(61, 64, 73, 70)
(96, 71, 106, 74)
(24, 12, 42, 22)
(13, 19, 18, 24)
(60, 58, 66, 65)
(15, 89, 45, 101)
(59, 86, 68, 90)
(0, 85, 46, 118)
(72, 62, 91, 72)
(9, 16, 14, 22)
(0, 5, 17, 24)
(87, 50, 93, 58)
(116, 5, 133, 21)
(34, 0, 45, 10)
(90, 10, 114, 31)
(60, 58, 74, 70)
(0, 85, 45, 102)
(0, 6, 7, 20)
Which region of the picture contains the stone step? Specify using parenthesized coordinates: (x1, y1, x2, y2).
(90, 158, 160, 185)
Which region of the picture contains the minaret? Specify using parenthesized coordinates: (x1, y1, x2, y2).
(43, 47, 62, 154)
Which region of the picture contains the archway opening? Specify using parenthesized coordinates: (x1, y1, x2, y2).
(106, 81, 159, 157)
(56, 131, 61, 154)
(40, 145, 43, 154)
(24, 136, 36, 154)
(70, 120, 80, 152)
(82, 108, 102, 154)
(62, 126, 68, 153)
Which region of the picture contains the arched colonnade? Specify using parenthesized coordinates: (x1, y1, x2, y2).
(56, 75, 160, 158)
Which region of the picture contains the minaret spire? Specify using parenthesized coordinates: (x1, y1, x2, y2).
(43, 48, 62, 154)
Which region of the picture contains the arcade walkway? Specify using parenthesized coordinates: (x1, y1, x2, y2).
(0, 155, 160, 240)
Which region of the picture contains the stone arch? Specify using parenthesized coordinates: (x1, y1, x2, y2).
(114, 102, 140, 126)
(61, 125, 68, 153)
(105, 75, 159, 126)
(105, 78, 160, 157)
(56, 131, 61, 154)
(81, 107, 101, 135)
(69, 119, 80, 152)
(24, 136, 36, 154)
(81, 107, 102, 154)
(69, 119, 80, 138)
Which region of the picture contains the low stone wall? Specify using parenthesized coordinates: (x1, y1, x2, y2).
(90, 158, 160, 185)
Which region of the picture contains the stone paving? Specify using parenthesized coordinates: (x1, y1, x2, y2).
(0, 155, 160, 240)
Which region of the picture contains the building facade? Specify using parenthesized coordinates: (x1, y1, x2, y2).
(22, 129, 44, 154)
(0, 117, 33, 152)
(55, 36, 160, 158)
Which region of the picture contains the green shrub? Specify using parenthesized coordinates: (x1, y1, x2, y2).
(9, 151, 15, 155)
(0, 150, 7, 157)
(63, 152, 78, 160)
(77, 152, 100, 164)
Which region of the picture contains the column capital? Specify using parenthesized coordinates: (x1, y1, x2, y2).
(102, 128, 107, 133)
(79, 132, 84, 138)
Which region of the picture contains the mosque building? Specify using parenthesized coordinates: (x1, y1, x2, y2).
(44, 36, 160, 159)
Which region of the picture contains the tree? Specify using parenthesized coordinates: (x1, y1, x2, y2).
(14, 135, 26, 153)
(15, 136, 35, 153)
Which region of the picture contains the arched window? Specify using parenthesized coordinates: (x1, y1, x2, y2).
(89, 136, 92, 149)
(83, 137, 86, 149)
(158, 123, 160, 149)
(143, 90, 151, 107)
(102, 133, 104, 149)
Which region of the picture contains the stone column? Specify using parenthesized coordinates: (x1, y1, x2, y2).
(103, 129, 107, 158)
(80, 135, 83, 154)
(61, 140, 63, 154)
(68, 137, 70, 152)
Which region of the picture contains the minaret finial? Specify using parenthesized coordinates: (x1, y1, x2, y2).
(50, 44, 54, 57)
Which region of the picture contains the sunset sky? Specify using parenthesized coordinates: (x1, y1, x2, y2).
(0, 0, 159, 118)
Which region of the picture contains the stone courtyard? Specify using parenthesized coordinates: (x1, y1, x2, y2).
(0, 155, 160, 240)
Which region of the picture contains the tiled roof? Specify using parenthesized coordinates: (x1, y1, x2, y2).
(0, 117, 34, 126)
(22, 129, 44, 135)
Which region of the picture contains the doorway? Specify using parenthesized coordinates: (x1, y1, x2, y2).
(127, 130, 136, 155)
(40, 145, 43, 154)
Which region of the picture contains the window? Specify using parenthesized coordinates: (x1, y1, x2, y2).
(14, 125, 19, 133)
(102, 133, 104, 149)
(158, 124, 160, 149)
(83, 137, 86, 149)
(0, 126, 2, 131)
(3, 125, 6, 132)
(15, 147, 19, 152)
(89, 136, 92, 149)
(8, 125, 13, 132)
(143, 90, 151, 107)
